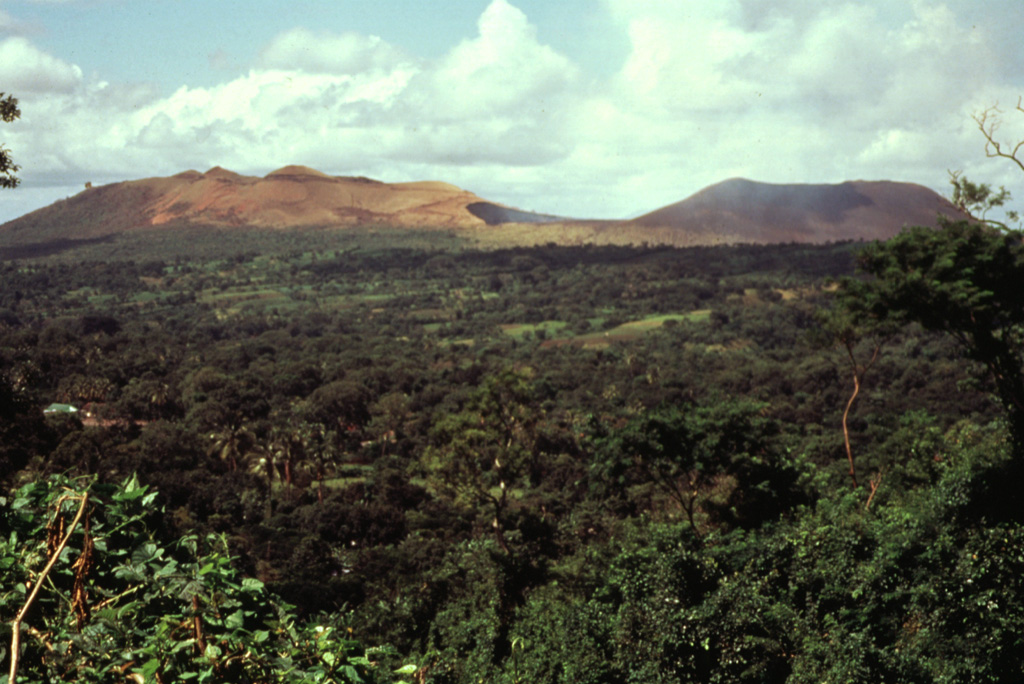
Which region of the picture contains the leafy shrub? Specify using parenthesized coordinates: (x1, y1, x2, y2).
(0, 474, 393, 682)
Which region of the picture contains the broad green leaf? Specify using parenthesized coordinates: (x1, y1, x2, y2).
(241, 577, 264, 593)
(131, 542, 160, 565)
(113, 564, 146, 582)
(138, 658, 161, 677)
(179, 579, 204, 600)
(225, 609, 245, 630)
(111, 479, 147, 501)
(154, 559, 179, 578)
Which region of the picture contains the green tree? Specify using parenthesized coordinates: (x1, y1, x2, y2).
(0, 367, 50, 482)
(208, 422, 256, 472)
(422, 368, 538, 555)
(594, 399, 802, 535)
(302, 380, 371, 452)
(0, 92, 18, 189)
(366, 392, 410, 458)
(847, 220, 1024, 456)
(248, 439, 282, 518)
(297, 422, 338, 504)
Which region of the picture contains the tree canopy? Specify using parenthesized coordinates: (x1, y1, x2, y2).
(847, 222, 1024, 452)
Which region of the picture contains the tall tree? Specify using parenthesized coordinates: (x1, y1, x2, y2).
(297, 421, 337, 504)
(848, 222, 1024, 454)
(595, 399, 797, 534)
(841, 99, 1024, 456)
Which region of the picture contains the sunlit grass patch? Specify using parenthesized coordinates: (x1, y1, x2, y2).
(540, 309, 711, 348)
(499, 320, 569, 338)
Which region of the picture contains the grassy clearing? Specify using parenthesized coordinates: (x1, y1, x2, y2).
(535, 310, 711, 348)
(616, 310, 711, 330)
(499, 320, 570, 338)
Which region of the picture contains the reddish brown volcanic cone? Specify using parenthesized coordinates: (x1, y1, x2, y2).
(0, 165, 559, 244)
(629, 178, 968, 244)
(144, 165, 493, 229)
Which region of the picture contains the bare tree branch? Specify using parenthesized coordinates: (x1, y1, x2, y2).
(974, 99, 1024, 175)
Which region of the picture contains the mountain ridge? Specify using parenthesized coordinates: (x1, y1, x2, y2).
(0, 166, 969, 250)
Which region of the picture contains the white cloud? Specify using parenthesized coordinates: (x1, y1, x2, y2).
(614, 2, 755, 110)
(405, 0, 578, 121)
(377, 0, 582, 169)
(0, 37, 81, 93)
(259, 28, 408, 75)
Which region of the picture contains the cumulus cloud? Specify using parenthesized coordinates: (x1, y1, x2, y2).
(0, 37, 82, 93)
(7, 0, 584, 191)
(582, 0, 1019, 213)
(605, 1, 997, 130)
(411, 0, 578, 119)
(385, 0, 581, 166)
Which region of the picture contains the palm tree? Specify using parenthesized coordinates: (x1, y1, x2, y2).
(269, 424, 306, 494)
(208, 422, 254, 472)
(247, 440, 281, 518)
(299, 423, 337, 504)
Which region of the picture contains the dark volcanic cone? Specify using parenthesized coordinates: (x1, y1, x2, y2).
(629, 178, 968, 244)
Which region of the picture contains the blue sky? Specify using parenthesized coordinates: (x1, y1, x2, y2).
(2, 0, 1023, 225)
(14, 1, 627, 91)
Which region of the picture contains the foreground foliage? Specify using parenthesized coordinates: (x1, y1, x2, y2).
(1, 475, 389, 683)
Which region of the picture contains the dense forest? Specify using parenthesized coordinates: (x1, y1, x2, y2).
(2, 225, 1023, 682)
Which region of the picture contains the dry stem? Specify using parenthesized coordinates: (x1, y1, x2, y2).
(9, 493, 89, 684)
